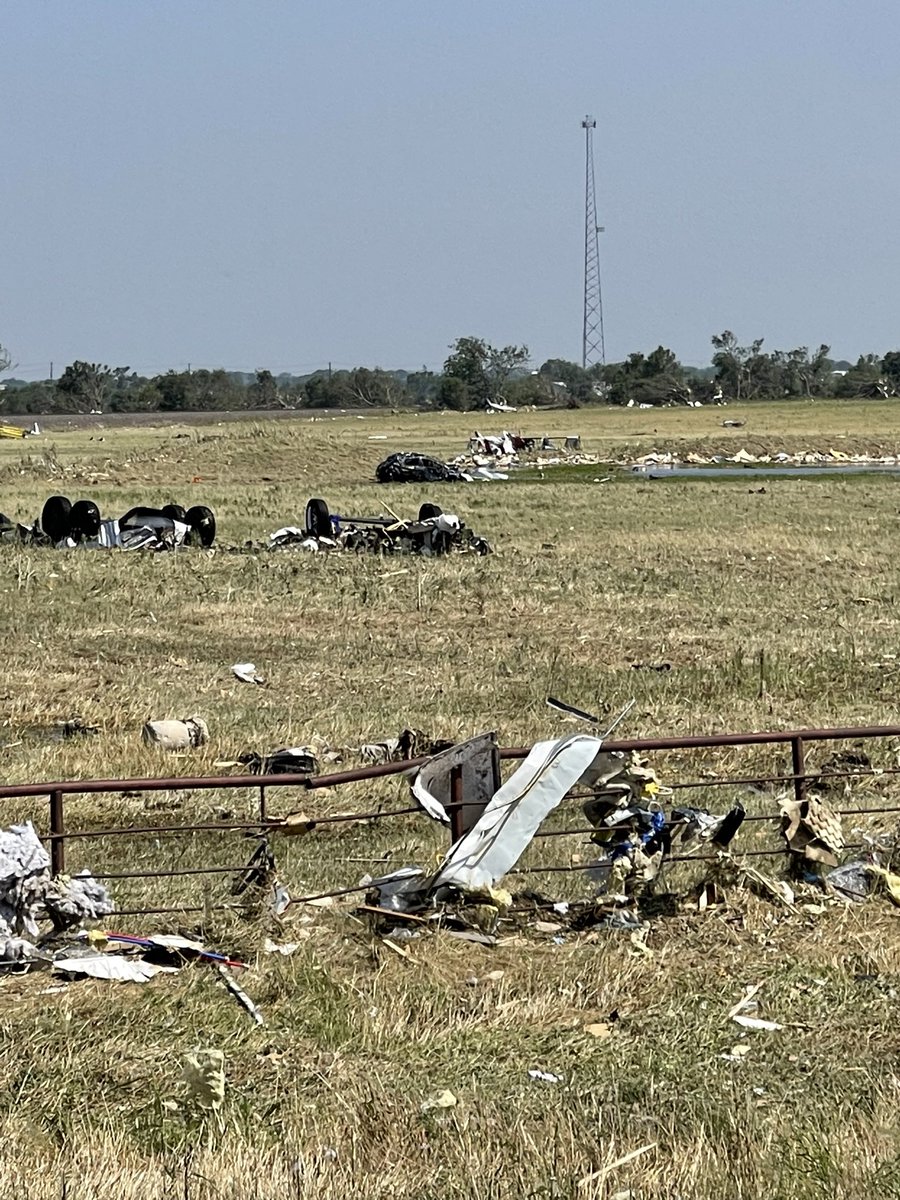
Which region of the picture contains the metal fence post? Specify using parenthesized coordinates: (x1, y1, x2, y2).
(49, 790, 65, 876)
(791, 736, 806, 805)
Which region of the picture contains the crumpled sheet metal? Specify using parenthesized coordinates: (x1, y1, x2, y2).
(0, 822, 51, 938)
(412, 732, 499, 825)
(581, 751, 665, 828)
(0, 821, 112, 942)
(429, 734, 606, 892)
(43, 873, 114, 926)
(780, 795, 844, 866)
(270, 513, 489, 558)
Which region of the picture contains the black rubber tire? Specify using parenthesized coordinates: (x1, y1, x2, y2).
(69, 500, 102, 541)
(418, 502, 443, 521)
(305, 498, 332, 539)
(41, 495, 72, 542)
(185, 504, 216, 547)
(161, 503, 186, 521)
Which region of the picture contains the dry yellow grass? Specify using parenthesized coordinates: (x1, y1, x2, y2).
(2, 401, 900, 1197)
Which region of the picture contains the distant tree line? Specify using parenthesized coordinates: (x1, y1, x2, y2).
(1, 333, 899, 414)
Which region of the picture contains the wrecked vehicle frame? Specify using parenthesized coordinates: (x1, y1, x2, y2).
(268, 496, 491, 556)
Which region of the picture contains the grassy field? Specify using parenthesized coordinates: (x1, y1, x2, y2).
(3, 400, 900, 1198)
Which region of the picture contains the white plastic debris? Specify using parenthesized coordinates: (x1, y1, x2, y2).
(430, 734, 606, 891)
(264, 938, 301, 956)
(421, 1089, 458, 1112)
(53, 955, 179, 983)
(269, 525, 305, 544)
(528, 1069, 563, 1084)
(360, 738, 401, 764)
(0, 937, 42, 962)
(231, 663, 265, 686)
(217, 963, 264, 1025)
(142, 933, 207, 954)
(142, 716, 209, 751)
(732, 1015, 783, 1032)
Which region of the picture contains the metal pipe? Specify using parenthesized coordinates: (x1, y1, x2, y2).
(792, 736, 806, 805)
(49, 790, 64, 876)
(39, 804, 424, 843)
(0, 771, 316, 799)
(1, 725, 898, 800)
(500, 725, 900, 758)
(509, 842, 865, 873)
(92, 864, 250, 880)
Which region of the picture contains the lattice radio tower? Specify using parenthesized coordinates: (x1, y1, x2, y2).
(581, 115, 606, 368)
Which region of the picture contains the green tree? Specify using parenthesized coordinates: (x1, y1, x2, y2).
(443, 336, 529, 408)
(405, 368, 440, 407)
(435, 374, 469, 411)
(151, 368, 244, 411)
(711, 331, 769, 400)
(770, 345, 832, 398)
(881, 351, 900, 392)
(602, 345, 688, 406)
(345, 367, 408, 407)
(247, 368, 278, 408)
(56, 361, 129, 412)
(538, 358, 596, 403)
(834, 354, 890, 398)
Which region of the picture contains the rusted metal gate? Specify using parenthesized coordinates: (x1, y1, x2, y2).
(2, 724, 899, 915)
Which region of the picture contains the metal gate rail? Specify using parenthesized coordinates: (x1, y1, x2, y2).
(1, 724, 898, 906)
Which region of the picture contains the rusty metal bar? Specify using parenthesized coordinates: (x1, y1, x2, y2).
(543, 726, 900, 754)
(39, 804, 423, 843)
(49, 790, 64, 876)
(0, 770, 316, 800)
(105, 905, 242, 917)
(92, 865, 251, 880)
(510, 842, 866, 874)
(543, 765, 900, 801)
(0, 725, 898, 801)
(792, 736, 806, 805)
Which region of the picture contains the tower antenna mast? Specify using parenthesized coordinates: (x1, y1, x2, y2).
(581, 115, 606, 368)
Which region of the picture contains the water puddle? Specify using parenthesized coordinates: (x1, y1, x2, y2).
(632, 464, 900, 479)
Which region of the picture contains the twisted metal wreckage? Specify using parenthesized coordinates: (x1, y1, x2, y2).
(267, 497, 491, 557)
(0, 494, 216, 551)
(0, 494, 491, 558)
(363, 724, 749, 926)
(0, 719, 893, 1008)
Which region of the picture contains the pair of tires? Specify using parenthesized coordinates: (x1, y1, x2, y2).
(40, 495, 216, 547)
(303, 498, 443, 539)
(41, 496, 102, 543)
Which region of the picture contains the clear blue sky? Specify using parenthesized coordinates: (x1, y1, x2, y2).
(5, 0, 899, 380)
